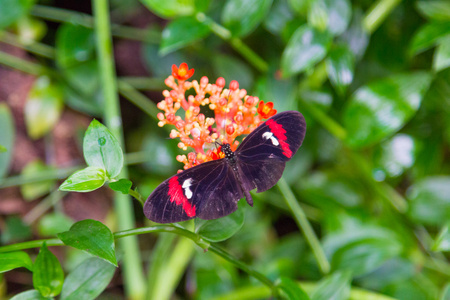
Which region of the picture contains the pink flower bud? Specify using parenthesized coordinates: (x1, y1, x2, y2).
(229, 80, 239, 90)
(216, 77, 225, 88)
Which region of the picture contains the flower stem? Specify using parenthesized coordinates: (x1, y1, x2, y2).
(363, 0, 402, 33)
(195, 12, 268, 73)
(117, 80, 161, 120)
(0, 225, 274, 290)
(31, 5, 160, 43)
(277, 177, 330, 274)
(92, 1, 145, 299)
(0, 31, 55, 59)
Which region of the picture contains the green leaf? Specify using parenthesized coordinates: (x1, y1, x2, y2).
(1, 216, 32, 244)
(33, 242, 65, 297)
(343, 72, 432, 148)
(326, 45, 355, 95)
(373, 134, 417, 179)
(416, 1, 450, 21)
(56, 23, 96, 68)
(310, 271, 351, 300)
(38, 212, 74, 237)
(440, 283, 450, 300)
(196, 205, 244, 242)
(20, 160, 55, 201)
(10, 290, 52, 300)
(281, 25, 332, 77)
(434, 36, 450, 72)
(0, 103, 15, 178)
(0, 251, 33, 273)
(25, 76, 64, 139)
(407, 176, 450, 225)
(308, 1, 328, 32)
(410, 21, 450, 55)
(57, 219, 118, 266)
(331, 237, 402, 276)
(0, 144, 6, 152)
(83, 119, 124, 179)
(0, 0, 34, 29)
(160, 16, 211, 55)
(139, 0, 195, 18)
(59, 167, 106, 192)
(322, 0, 351, 36)
(222, 0, 273, 37)
(276, 277, 310, 300)
(109, 178, 132, 194)
(432, 223, 450, 252)
(60, 257, 116, 300)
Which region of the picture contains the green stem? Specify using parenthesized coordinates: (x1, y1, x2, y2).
(210, 282, 399, 300)
(117, 80, 160, 120)
(31, 5, 160, 43)
(23, 190, 67, 224)
(92, 1, 145, 299)
(298, 98, 347, 141)
(195, 12, 268, 73)
(277, 178, 330, 274)
(128, 188, 144, 207)
(0, 225, 274, 289)
(152, 237, 195, 300)
(0, 50, 46, 75)
(209, 244, 275, 289)
(0, 31, 55, 59)
(0, 151, 150, 189)
(118, 76, 166, 91)
(146, 233, 176, 300)
(363, 0, 402, 33)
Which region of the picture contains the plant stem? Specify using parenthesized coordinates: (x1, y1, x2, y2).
(146, 233, 176, 300)
(0, 51, 46, 75)
(0, 225, 274, 290)
(0, 151, 150, 189)
(30, 5, 160, 43)
(363, 0, 402, 33)
(117, 80, 160, 120)
(23, 190, 67, 224)
(195, 12, 268, 73)
(298, 98, 347, 141)
(277, 177, 330, 274)
(0, 31, 55, 59)
(92, 1, 145, 299)
(118, 76, 166, 91)
(152, 237, 195, 300)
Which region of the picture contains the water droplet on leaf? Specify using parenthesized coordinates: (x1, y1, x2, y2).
(98, 137, 106, 146)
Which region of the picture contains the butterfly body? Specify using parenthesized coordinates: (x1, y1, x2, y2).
(144, 111, 306, 223)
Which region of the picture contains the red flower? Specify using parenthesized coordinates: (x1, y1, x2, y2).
(172, 63, 194, 81)
(257, 101, 277, 119)
(210, 146, 225, 160)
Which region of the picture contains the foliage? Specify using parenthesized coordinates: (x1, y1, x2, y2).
(0, 0, 449, 299)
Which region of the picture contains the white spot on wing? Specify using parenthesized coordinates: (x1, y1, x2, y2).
(182, 178, 193, 199)
(262, 131, 279, 146)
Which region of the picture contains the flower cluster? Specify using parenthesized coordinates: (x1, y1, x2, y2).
(157, 63, 277, 171)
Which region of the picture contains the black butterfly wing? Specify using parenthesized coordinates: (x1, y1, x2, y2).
(235, 111, 306, 193)
(144, 159, 243, 223)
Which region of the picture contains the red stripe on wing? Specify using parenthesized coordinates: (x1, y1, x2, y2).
(168, 176, 196, 217)
(266, 119, 292, 158)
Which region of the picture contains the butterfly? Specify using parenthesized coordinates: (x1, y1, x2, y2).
(144, 110, 306, 223)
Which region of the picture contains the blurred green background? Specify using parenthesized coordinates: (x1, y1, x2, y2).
(0, 0, 449, 299)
